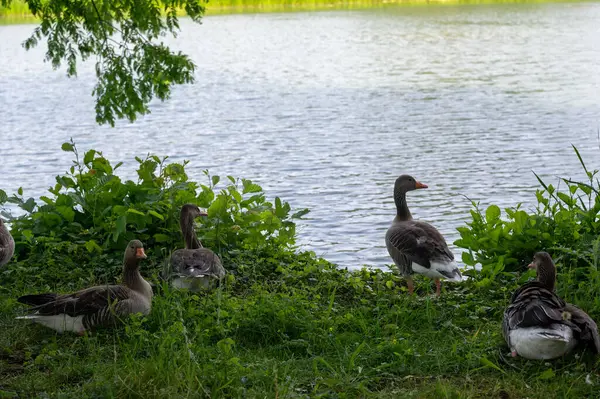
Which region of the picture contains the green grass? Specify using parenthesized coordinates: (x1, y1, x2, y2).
(1, 142, 600, 397)
(1, 260, 599, 398)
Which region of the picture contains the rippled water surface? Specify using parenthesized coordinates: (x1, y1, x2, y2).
(1, 3, 600, 269)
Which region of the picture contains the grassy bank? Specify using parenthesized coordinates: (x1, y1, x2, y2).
(1, 142, 599, 398)
(0, 0, 591, 21)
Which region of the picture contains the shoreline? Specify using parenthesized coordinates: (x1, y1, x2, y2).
(0, 0, 591, 23)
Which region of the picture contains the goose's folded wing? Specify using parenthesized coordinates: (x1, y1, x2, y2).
(564, 303, 600, 353)
(386, 221, 453, 270)
(18, 293, 59, 306)
(386, 225, 432, 272)
(28, 285, 132, 317)
(171, 248, 222, 277)
(505, 282, 565, 330)
(411, 221, 455, 261)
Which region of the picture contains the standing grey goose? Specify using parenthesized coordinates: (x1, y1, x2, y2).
(16, 239, 153, 334)
(385, 174, 462, 296)
(169, 204, 225, 291)
(502, 252, 600, 359)
(0, 218, 15, 267)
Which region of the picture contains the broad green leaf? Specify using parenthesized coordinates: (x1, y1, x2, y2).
(113, 215, 127, 242)
(148, 210, 164, 220)
(461, 251, 475, 265)
(485, 205, 501, 223)
(489, 227, 502, 244)
(22, 198, 36, 213)
(39, 196, 53, 205)
(56, 206, 75, 222)
(154, 233, 170, 242)
(291, 209, 310, 219)
(21, 229, 34, 242)
(84, 240, 103, 253)
(127, 208, 145, 216)
(84, 149, 96, 165)
(242, 179, 262, 194)
(229, 187, 242, 203)
(212, 175, 220, 187)
(61, 142, 74, 152)
(542, 232, 551, 240)
(557, 192, 572, 206)
(208, 195, 228, 216)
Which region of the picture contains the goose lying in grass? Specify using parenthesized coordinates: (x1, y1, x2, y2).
(385, 174, 462, 296)
(503, 252, 600, 359)
(0, 218, 15, 267)
(169, 204, 225, 291)
(16, 240, 153, 334)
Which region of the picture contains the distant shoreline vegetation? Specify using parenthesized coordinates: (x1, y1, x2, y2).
(0, 0, 589, 21)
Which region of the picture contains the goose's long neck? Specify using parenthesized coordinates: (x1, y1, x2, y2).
(537, 262, 556, 291)
(181, 213, 202, 250)
(123, 258, 146, 292)
(394, 190, 412, 222)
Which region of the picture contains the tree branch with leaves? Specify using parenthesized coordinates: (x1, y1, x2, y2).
(1, 0, 206, 126)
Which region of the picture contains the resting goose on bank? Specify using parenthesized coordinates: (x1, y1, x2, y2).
(0, 218, 15, 267)
(169, 204, 225, 291)
(503, 252, 600, 359)
(385, 174, 462, 296)
(16, 240, 153, 334)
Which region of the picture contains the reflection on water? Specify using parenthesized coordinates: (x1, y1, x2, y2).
(1, 3, 600, 269)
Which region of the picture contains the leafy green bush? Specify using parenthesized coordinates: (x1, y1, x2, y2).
(455, 145, 600, 288)
(0, 140, 308, 284)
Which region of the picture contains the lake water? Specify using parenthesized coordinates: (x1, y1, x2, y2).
(1, 3, 599, 270)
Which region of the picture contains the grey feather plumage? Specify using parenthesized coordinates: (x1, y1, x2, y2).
(168, 204, 225, 290)
(19, 285, 149, 331)
(0, 218, 15, 267)
(16, 239, 152, 333)
(503, 252, 600, 356)
(170, 247, 225, 280)
(502, 282, 568, 345)
(384, 175, 461, 288)
(386, 220, 455, 277)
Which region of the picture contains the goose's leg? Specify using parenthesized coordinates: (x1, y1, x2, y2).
(407, 276, 414, 295)
(435, 278, 441, 297)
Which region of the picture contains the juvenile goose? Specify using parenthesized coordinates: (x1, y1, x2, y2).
(502, 252, 600, 359)
(0, 218, 15, 267)
(16, 240, 153, 334)
(169, 204, 225, 291)
(385, 174, 462, 296)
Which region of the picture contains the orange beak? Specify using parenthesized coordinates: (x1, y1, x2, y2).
(136, 247, 147, 259)
(527, 262, 535, 269)
(198, 209, 208, 217)
(415, 181, 428, 189)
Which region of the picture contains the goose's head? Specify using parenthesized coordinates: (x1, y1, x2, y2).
(124, 239, 147, 268)
(528, 251, 556, 291)
(394, 174, 428, 195)
(181, 204, 208, 219)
